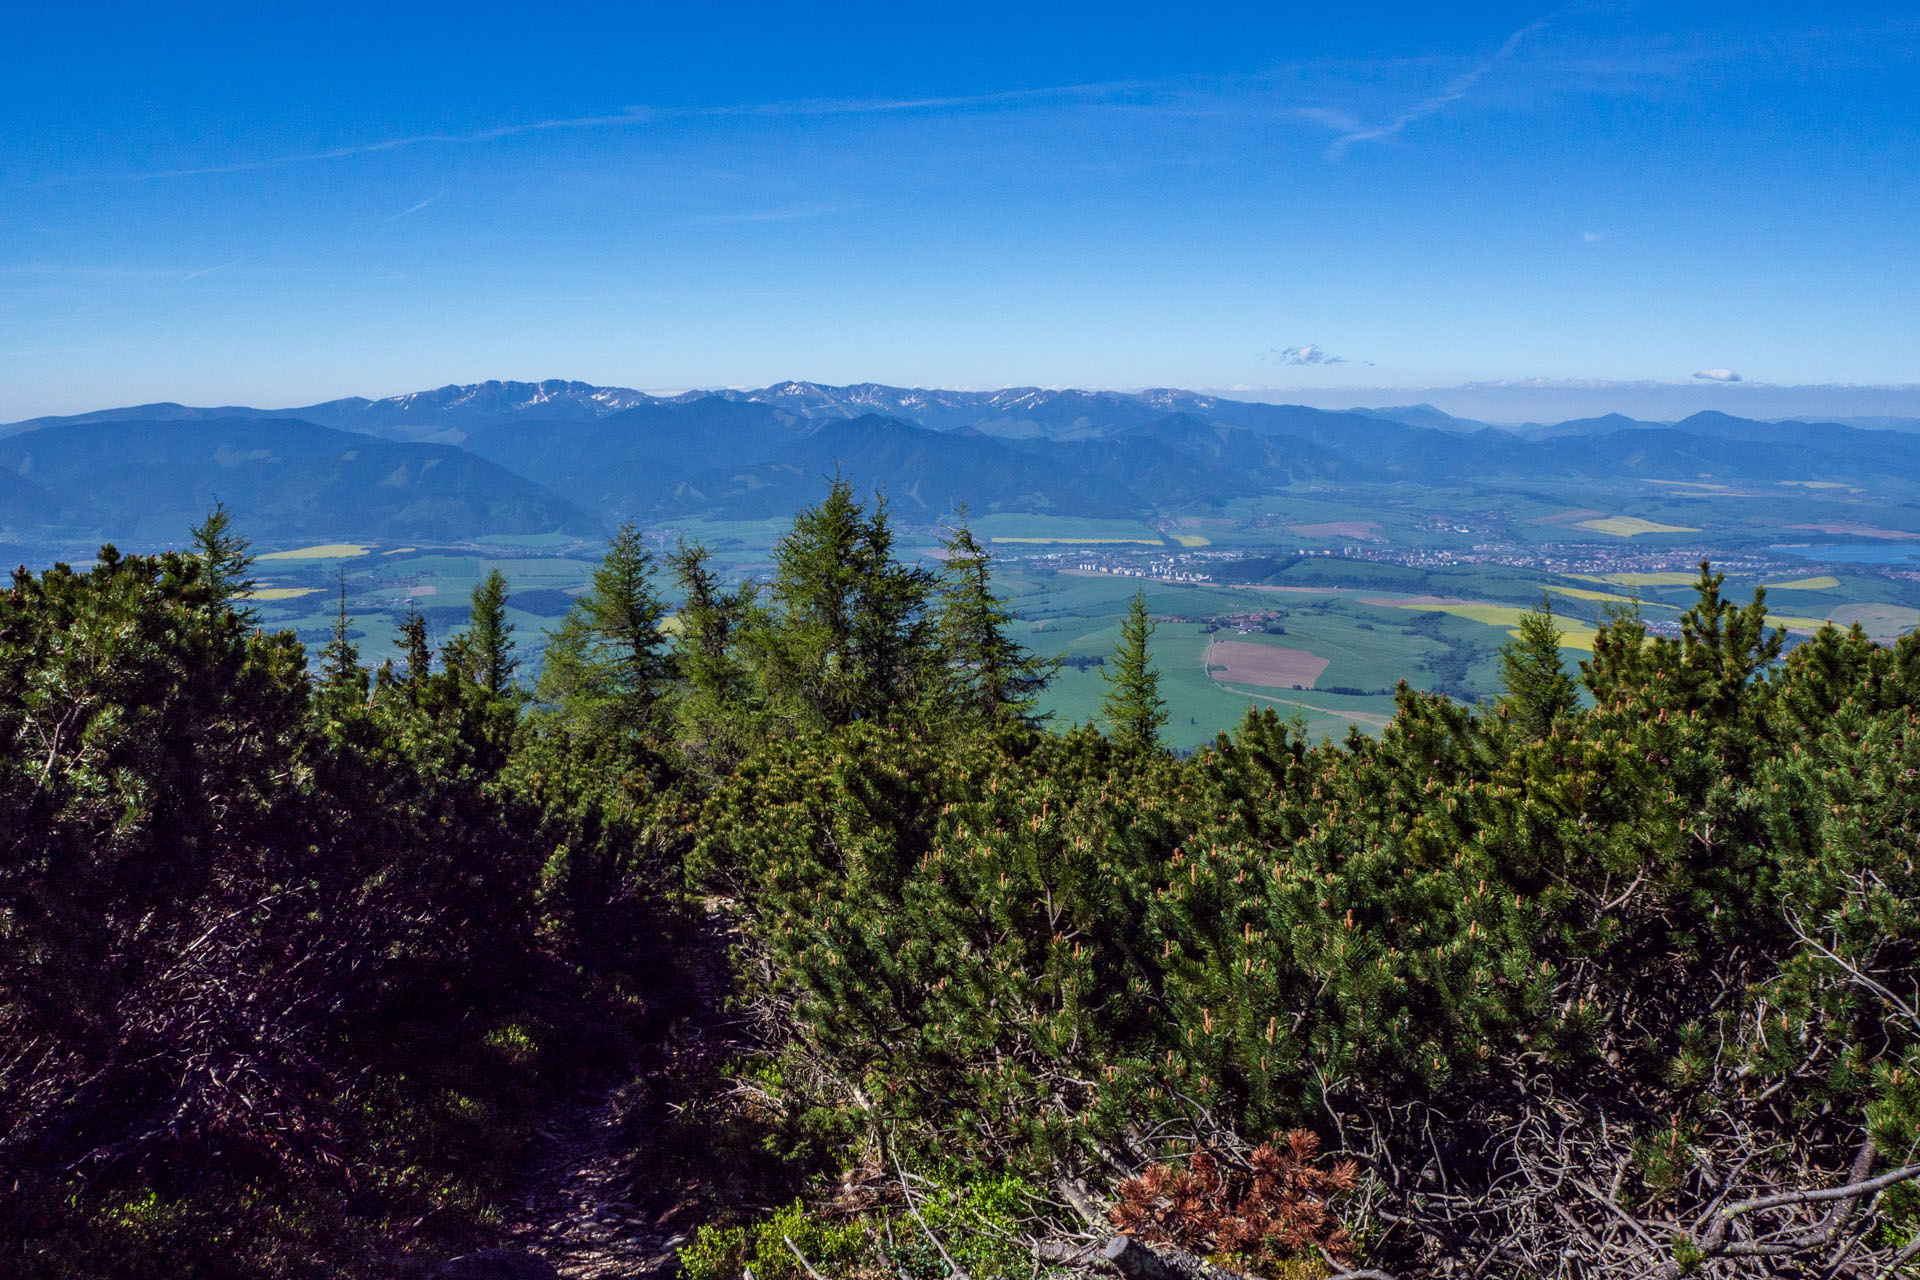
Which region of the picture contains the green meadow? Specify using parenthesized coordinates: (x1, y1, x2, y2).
(972, 512, 1165, 543)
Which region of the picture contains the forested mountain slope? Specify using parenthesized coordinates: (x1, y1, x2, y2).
(9, 382, 1920, 545)
(0, 417, 596, 541)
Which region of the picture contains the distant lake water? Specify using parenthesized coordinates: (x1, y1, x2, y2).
(1778, 543, 1920, 564)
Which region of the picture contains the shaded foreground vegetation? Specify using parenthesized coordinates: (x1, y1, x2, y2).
(3, 482, 1919, 1278)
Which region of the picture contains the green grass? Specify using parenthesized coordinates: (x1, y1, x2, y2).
(972, 513, 1164, 543)
(1825, 603, 1920, 637)
(1019, 575, 1516, 747)
(472, 531, 583, 548)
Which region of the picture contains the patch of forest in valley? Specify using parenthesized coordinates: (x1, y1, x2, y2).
(5, 477, 1920, 1280)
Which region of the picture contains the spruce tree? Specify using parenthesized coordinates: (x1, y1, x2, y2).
(453, 567, 517, 697)
(761, 474, 933, 728)
(1498, 593, 1577, 738)
(317, 570, 366, 703)
(1101, 588, 1167, 748)
(934, 507, 1049, 725)
(668, 538, 760, 773)
(536, 524, 671, 728)
(399, 602, 432, 692)
(189, 500, 255, 618)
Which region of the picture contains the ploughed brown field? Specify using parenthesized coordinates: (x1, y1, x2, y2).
(1207, 639, 1331, 689)
(1288, 520, 1381, 540)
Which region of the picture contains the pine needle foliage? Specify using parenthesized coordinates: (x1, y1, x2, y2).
(667, 536, 762, 777)
(1101, 587, 1167, 748)
(932, 507, 1050, 727)
(316, 569, 366, 707)
(536, 522, 673, 734)
(0, 540, 614, 1276)
(757, 473, 935, 730)
(188, 499, 255, 617)
(1497, 593, 1576, 738)
(446, 566, 518, 697)
(399, 600, 433, 692)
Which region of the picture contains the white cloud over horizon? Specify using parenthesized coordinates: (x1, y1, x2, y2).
(1269, 344, 1348, 366)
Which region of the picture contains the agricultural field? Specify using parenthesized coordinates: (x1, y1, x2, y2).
(1786, 523, 1920, 539)
(257, 543, 371, 560)
(1289, 521, 1382, 540)
(1828, 603, 1920, 640)
(1575, 572, 1715, 588)
(1574, 515, 1700, 537)
(1544, 584, 1642, 604)
(972, 512, 1165, 544)
(1010, 569, 1512, 748)
(1388, 601, 1600, 651)
(1035, 621, 1401, 749)
(1205, 639, 1329, 689)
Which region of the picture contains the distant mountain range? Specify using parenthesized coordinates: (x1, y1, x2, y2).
(5, 380, 1920, 548)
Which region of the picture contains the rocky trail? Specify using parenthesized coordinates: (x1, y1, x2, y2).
(488, 903, 746, 1280)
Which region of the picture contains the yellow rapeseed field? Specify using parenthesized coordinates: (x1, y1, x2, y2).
(1573, 516, 1699, 537)
(1397, 602, 1599, 651)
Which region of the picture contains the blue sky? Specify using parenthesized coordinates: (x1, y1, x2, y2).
(2, 2, 1917, 418)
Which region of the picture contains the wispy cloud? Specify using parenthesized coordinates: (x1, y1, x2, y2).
(1693, 368, 1742, 382)
(1301, 16, 1552, 158)
(386, 193, 444, 222)
(681, 202, 851, 227)
(724, 83, 1138, 119)
(182, 258, 243, 280)
(19, 18, 1798, 194)
(1268, 344, 1349, 366)
(1581, 229, 1616, 243)
(27, 83, 1141, 189)
(29, 112, 660, 186)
